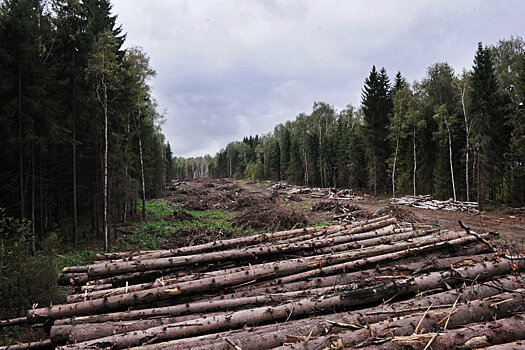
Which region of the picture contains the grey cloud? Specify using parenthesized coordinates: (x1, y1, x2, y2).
(112, 0, 525, 157)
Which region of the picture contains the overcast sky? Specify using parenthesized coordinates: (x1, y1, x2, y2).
(111, 0, 524, 158)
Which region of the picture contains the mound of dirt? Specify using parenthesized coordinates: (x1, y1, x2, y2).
(377, 205, 421, 222)
(233, 204, 308, 232)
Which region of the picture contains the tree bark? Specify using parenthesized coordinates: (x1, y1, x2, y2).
(0, 339, 52, 350)
(474, 340, 525, 350)
(392, 122, 400, 198)
(138, 107, 146, 221)
(56, 268, 525, 349)
(84, 218, 397, 279)
(33, 231, 480, 322)
(103, 73, 109, 251)
(413, 121, 417, 196)
(445, 114, 457, 202)
(456, 78, 470, 202)
(18, 60, 25, 220)
(274, 291, 525, 349)
(158, 276, 523, 350)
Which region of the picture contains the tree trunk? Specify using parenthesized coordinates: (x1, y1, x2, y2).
(159, 275, 522, 350)
(84, 219, 397, 279)
(138, 112, 146, 221)
(445, 115, 457, 201)
(274, 291, 525, 349)
(0, 339, 52, 350)
(103, 74, 109, 251)
(413, 122, 417, 196)
(33, 232, 497, 323)
(477, 146, 482, 211)
(56, 265, 524, 349)
(18, 60, 25, 220)
(31, 146, 35, 255)
(456, 79, 470, 202)
(392, 123, 400, 198)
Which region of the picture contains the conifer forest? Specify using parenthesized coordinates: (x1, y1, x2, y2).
(0, 0, 524, 349)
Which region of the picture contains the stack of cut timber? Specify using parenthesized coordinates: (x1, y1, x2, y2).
(286, 187, 326, 197)
(391, 195, 479, 212)
(2, 216, 525, 350)
(328, 188, 364, 200)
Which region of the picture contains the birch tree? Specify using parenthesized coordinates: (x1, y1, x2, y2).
(86, 31, 120, 251)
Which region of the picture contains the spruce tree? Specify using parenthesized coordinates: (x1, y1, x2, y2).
(470, 42, 502, 208)
(361, 66, 393, 194)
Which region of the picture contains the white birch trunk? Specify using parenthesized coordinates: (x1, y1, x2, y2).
(392, 123, 400, 198)
(444, 115, 457, 202)
(138, 108, 146, 221)
(413, 122, 417, 196)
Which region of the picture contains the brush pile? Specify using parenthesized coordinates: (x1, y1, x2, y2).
(2, 216, 525, 350)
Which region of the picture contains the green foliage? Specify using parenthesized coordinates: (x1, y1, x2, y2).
(55, 249, 98, 271)
(118, 232, 157, 250)
(144, 201, 172, 219)
(311, 222, 331, 227)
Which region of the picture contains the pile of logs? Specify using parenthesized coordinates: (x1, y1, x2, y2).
(2, 216, 525, 349)
(391, 195, 479, 212)
(328, 188, 364, 200)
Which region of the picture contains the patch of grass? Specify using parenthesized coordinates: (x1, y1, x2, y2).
(55, 250, 98, 271)
(0, 326, 19, 346)
(117, 232, 158, 250)
(310, 222, 332, 227)
(293, 200, 316, 211)
(142, 201, 172, 219)
(131, 219, 177, 238)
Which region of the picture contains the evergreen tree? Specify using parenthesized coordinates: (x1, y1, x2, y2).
(470, 42, 504, 208)
(361, 66, 393, 194)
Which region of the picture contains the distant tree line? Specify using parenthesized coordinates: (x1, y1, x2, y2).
(0, 0, 172, 251)
(176, 37, 525, 208)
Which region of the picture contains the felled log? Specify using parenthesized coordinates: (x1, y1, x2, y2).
(125, 275, 525, 350)
(475, 341, 525, 350)
(0, 339, 52, 350)
(60, 230, 474, 314)
(55, 252, 505, 331)
(0, 317, 27, 328)
(36, 231, 490, 322)
(67, 226, 440, 303)
(83, 218, 397, 279)
(56, 260, 525, 349)
(359, 315, 525, 350)
(274, 290, 525, 349)
(276, 232, 485, 285)
(51, 287, 338, 343)
(237, 250, 495, 294)
(92, 220, 370, 262)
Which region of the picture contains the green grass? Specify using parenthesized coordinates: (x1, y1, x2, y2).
(118, 204, 244, 250)
(55, 249, 99, 270)
(310, 222, 332, 227)
(142, 201, 173, 218)
(118, 232, 158, 250)
(292, 200, 316, 211)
